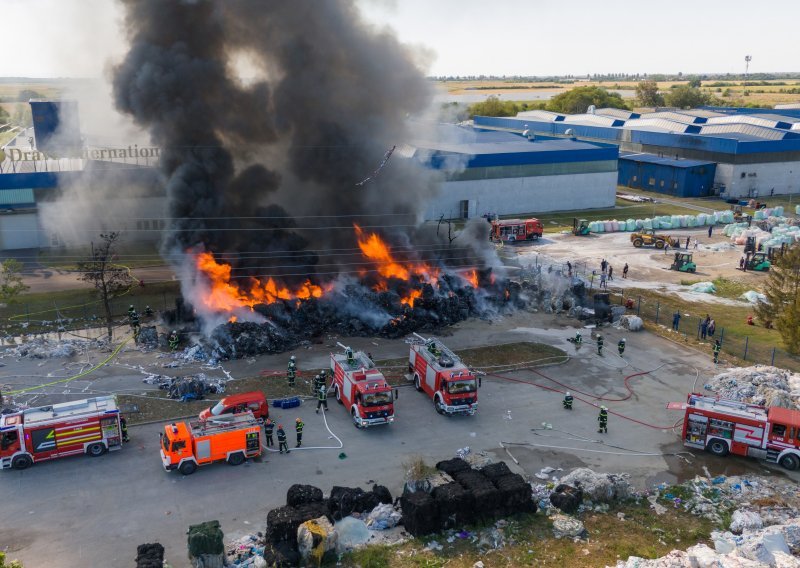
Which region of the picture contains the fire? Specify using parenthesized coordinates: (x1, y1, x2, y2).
(229, 316, 237, 323)
(464, 269, 479, 288)
(195, 251, 324, 312)
(401, 289, 422, 307)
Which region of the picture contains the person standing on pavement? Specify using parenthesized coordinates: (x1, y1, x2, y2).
(708, 225, 713, 238)
(608, 265, 613, 280)
(622, 263, 629, 279)
(563, 392, 573, 410)
(295, 418, 304, 448)
(618, 338, 625, 356)
(708, 318, 716, 337)
(713, 339, 721, 364)
(264, 419, 275, 447)
(277, 424, 289, 454)
(316, 384, 328, 414)
(672, 311, 681, 331)
(596, 334, 604, 356)
(700, 318, 708, 340)
(600, 272, 607, 289)
(693, 238, 698, 250)
(120, 416, 129, 443)
(287, 356, 297, 387)
(597, 407, 609, 433)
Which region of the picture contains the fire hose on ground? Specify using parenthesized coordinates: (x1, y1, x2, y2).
(260, 402, 343, 454)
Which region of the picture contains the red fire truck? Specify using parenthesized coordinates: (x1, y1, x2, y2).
(408, 334, 479, 415)
(490, 218, 543, 243)
(0, 396, 123, 470)
(330, 343, 395, 429)
(671, 393, 800, 470)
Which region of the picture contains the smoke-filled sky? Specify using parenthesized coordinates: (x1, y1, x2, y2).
(3, 0, 799, 78)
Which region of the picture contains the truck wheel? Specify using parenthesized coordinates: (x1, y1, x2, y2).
(706, 438, 729, 457)
(87, 443, 106, 457)
(12, 455, 32, 470)
(779, 454, 799, 471)
(227, 452, 245, 466)
(335, 386, 343, 404)
(414, 374, 422, 392)
(351, 409, 362, 429)
(632, 239, 643, 248)
(655, 241, 664, 249)
(434, 395, 445, 415)
(179, 461, 197, 475)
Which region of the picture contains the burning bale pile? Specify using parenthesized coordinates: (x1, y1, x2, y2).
(704, 365, 800, 411)
(400, 458, 536, 537)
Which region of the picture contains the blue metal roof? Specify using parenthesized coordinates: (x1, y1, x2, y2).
(619, 153, 715, 168)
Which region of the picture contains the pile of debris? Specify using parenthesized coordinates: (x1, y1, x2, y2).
(612, 520, 800, 567)
(704, 365, 800, 411)
(3, 337, 105, 359)
(401, 458, 536, 537)
(157, 374, 226, 401)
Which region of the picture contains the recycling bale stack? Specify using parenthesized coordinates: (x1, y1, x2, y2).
(328, 485, 392, 521)
(135, 543, 164, 568)
(401, 459, 537, 537)
(187, 520, 225, 568)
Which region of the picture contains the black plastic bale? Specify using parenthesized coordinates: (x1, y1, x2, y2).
(480, 462, 513, 481)
(400, 491, 441, 537)
(372, 484, 393, 505)
(328, 486, 365, 520)
(549, 484, 583, 514)
(135, 543, 164, 568)
(453, 470, 500, 518)
(263, 541, 301, 568)
(492, 473, 537, 515)
(432, 482, 476, 528)
(187, 520, 224, 558)
(435, 457, 471, 477)
(286, 484, 324, 507)
(266, 501, 331, 547)
(354, 491, 381, 514)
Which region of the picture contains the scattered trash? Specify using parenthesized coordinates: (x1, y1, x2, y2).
(741, 290, 768, 304)
(558, 468, 632, 503)
(619, 315, 643, 331)
(704, 365, 800, 411)
(365, 503, 401, 530)
(551, 514, 587, 539)
(424, 540, 443, 552)
(298, 516, 337, 562)
(688, 281, 716, 294)
(334, 517, 371, 553)
(730, 510, 764, 534)
(455, 446, 471, 459)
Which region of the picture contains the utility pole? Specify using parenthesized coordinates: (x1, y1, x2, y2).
(744, 55, 752, 96)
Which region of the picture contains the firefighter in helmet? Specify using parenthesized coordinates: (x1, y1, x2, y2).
(316, 383, 328, 414)
(144, 305, 154, 317)
(596, 334, 604, 356)
(168, 330, 179, 352)
(563, 391, 573, 410)
(618, 338, 626, 356)
(574, 331, 582, 346)
(713, 339, 721, 364)
(295, 418, 304, 448)
(287, 356, 297, 387)
(597, 406, 608, 433)
(120, 416, 130, 442)
(277, 424, 289, 454)
(264, 419, 274, 447)
(345, 347, 355, 366)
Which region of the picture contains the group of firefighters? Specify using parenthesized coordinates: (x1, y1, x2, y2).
(571, 331, 626, 357)
(128, 305, 180, 351)
(562, 392, 609, 433)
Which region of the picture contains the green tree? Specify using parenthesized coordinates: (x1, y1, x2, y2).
(468, 95, 518, 118)
(756, 244, 800, 354)
(635, 80, 665, 107)
(546, 86, 628, 114)
(664, 85, 709, 109)
(687, 76, 702, 88)
(0, 259, 29, 303)
(0, 552, 23, 568)
(76, 232, 134, 340)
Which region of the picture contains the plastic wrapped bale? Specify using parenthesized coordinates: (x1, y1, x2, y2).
(549, 484, 584, 514)
(697, 213, 707, 225)
(611, 220, 619, 232)
(680, 215, 688, 228)
(594, 221, 604, 233)
(604, 221, 613, 232)
(187, 520, 224, 568)
(371, 484, 392, 505)
(687, 215, 698, 227)
(400, 490, 441, 536)
(432, 482, 476, 528)
(671, 215, 680, 227)
(266, 502, 331, 546)
(365, 503, 402, 530)
(480, 461, 513, 481)
(796, 205, 800, 216)
(136, 543, 165, 568)
(453, 470, 500, 519)
(620, 315, 643, 331)
(287, 484, 324, 507)
(297, 516, 337, 565)
(557, 468, 632, 503)
(551, 514, 587, 539)
(626, 219, 636, 231)
(730, 510, 763, 535)
(334, 517, 371, 554)
(328, 486, 365, 520)
(436, 457, 472, 477)
(493, 473, 537, 515)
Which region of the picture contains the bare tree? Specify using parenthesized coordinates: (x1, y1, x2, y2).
(77, 232, 133, 340)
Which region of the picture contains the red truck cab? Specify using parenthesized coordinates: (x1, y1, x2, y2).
(490, 218, 543, 243)
(198, 391, 268, 422)
(330, 345, 395, 428)
(409, 336, 479, 415)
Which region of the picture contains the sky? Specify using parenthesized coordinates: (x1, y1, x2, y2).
(2, 0, 799, 78)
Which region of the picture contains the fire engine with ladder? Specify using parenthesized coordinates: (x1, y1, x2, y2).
(408, 333, 479, 415)
(160, 412, 262, 475)
(1, 396, 123, 470)
(330, 343, 396, 429)
(670, 393, 800, 471)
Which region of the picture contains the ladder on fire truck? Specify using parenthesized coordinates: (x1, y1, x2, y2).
(413, 333, 461, 366)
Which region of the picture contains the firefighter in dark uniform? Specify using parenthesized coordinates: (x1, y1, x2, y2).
(129, 308, 140, 341)
(313, 373, 326, 395)
(346, 347, 355, 365)
(120, 416, 130, 442)
(264, 419, 274, 447)
(169, 330, 179, 352)
(574, 331, 582, 346)
(316, 384, 328, 414)
(295, 418, 304, 448)
(287, 355, 297, 387)
(144, 305, 154, 317)
(277, 424, 289, 454)
(597, 406, 608, 433)
(563, 391, 573, 410)
(597, 334, 604, 356)
(618, 338, 626, 356)
(713, 339, 721, 364)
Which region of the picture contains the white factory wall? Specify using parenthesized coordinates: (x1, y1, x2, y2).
(425, 171, 617, 220)
(0, 212, 48, 250)
(716, 160, 800, 199)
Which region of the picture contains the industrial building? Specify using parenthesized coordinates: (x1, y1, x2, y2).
(474, 106, 800, 199)
(409, 125, 619, 219)
(618, 153, 716, 197)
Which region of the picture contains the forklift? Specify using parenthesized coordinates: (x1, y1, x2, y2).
(731, 204, 752, 225)
(670, 252, 696, 273)
(743, 252, 771, 272)
(572, 218, 590, 236)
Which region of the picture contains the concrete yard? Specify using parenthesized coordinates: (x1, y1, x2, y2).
(1, 312, 796, 567)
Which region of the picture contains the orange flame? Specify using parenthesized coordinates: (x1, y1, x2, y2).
(401, 289, 422, 307)
(464, 270, 479, 288)
(195, 251, 324, 312)
(229, 316, 237, 323)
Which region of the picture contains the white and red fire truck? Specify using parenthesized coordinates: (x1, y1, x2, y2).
(330, 343, 395, 429)
(408, 334, 479, 415)
(670, 393, 800, 470)
(490, 218, 543, 243)
(0, 396, 123, 470)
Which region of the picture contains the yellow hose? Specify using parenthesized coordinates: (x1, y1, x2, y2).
(6, 335, 132, 395)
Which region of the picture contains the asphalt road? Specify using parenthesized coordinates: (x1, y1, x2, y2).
(0, 313, 793, 567)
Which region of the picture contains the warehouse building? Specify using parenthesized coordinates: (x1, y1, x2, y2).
(409, 125, 618, 219)
(618, 153, 716, 197)
(474, 106, 800, 199)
